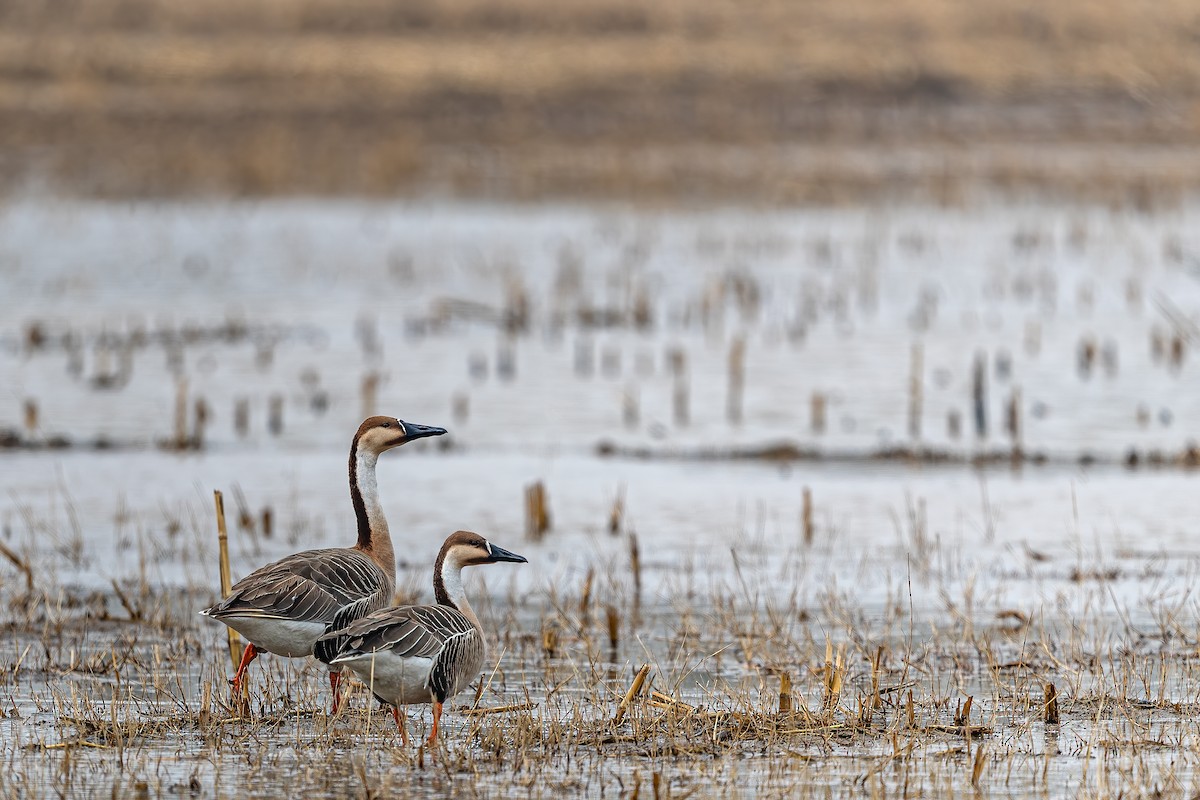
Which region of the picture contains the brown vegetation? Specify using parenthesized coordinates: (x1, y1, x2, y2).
(2, 0, 1199, 201)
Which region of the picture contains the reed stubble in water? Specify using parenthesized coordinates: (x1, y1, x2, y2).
(727, 337, 745, 425)
(668, 348, 689, 428)
(211, 490, 244, 674)
(525, 481, 551, 541)
(908, 342, 923, 440)
(972, 353, 987, 439)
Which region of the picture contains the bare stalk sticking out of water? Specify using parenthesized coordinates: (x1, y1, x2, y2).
(212, 491, 244, 677)
(614, 665, 652, 727)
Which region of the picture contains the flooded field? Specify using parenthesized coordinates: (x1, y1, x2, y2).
(3, 199, 1200, 798)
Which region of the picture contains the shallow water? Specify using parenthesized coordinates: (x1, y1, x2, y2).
(3, 199, 1200, 798)
(2, 199, 1199, 456)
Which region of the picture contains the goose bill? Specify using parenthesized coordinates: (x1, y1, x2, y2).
(394, 421, 447, 446)
(485, 543, 527, 564)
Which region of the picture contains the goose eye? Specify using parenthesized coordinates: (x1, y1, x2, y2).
(380, 422, 391, 428)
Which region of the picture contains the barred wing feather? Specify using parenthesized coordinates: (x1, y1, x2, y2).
(203, 548, 388, 624)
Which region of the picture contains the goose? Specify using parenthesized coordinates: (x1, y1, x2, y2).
(314, 530, 526, 746)
(200, 415, 446, 712)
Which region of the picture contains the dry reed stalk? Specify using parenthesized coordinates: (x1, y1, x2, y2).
(1077, 337, 1096, 378)
(972, 353, 987, 439)
(542, 627, 558, 659)
(632, 288, 652, 331)
(23, 321, 44, 351)
(801, 487, 813, 547)
(823, 640, 844, 712)
(0, 538, 33, 592)
(233, 398, 249, 438)
(613, 664, 652, 726)
(908, 342, 923, 439)
(810, 392, 826, 434)
(459, 701, 536, 717)
(108, 578, 140, 621)
(579, 567, 593, 631)
(496, 339, 516, 381)
(213, 491, 243, 671)
(955, 695, 974, 728)
(23, 399, 37, 434)
(174, 378, 188, 448)
(672, 366, 689, 427)
(524, 482, 551, 540)
(1044, 682, 1060, 724)
(971, 744, 987, 788)
(622, 386, 639, 428)
(727, 337, 745, 424)
(862, 646, 884, 722)
(198, 679, 212, 729)
(647, 690, 695, 714)
(232, 486, 257, 545)
(606, 605, 620, 651)
(778, 673, 793, 714)
(609, 489, 624, 535)
(260, 507, 273, 539)
(1007, 388, 1022, 454)
(361, 372, 380, 419)
(192, 398, 208, 449)
(267, 394, 283, 436)
(629, 533, 641, 605)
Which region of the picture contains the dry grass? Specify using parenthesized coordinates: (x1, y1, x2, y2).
(4, 487, 1200, 798)
(0, 0, 1199, 201)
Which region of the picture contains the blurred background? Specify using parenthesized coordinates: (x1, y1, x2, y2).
(1, 0, 1200, 591)
(3, 0, 1200, 203)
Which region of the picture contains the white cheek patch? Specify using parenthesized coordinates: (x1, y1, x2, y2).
(486, 541, 493, 555)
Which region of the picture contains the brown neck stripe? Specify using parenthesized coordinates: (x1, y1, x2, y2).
(349, 432, 372, 550)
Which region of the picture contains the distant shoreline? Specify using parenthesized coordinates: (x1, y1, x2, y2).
(2, 0, 1199, 203)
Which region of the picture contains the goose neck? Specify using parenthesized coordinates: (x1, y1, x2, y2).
(433, 554, 483, 631)
(349, 447, 395, 580)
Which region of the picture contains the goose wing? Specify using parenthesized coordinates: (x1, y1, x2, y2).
(202, 548, 388, 624)
(319, 605, 483, 701)
(319, 604, 471, 661)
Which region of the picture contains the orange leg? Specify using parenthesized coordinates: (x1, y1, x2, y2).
(392, 706, 409, 746)
(229, 643, 259, 697)
(424, 700, 443, 747)
(328, 671, 343, 715)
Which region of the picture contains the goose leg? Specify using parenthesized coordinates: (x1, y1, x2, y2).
(326, 671, 340, 714)
(229, 643, 259, 696)
(424, 700, 443, 747)
(392, 706, 409, 746)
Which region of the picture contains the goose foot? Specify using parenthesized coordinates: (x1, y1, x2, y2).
(328, 671, 343, 715)
(229, 643, 258, 697)
(424, 700, 443, 748)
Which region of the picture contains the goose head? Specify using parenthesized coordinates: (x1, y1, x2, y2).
(355, 415, 447, 455)
(441, 530, 528, 568)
